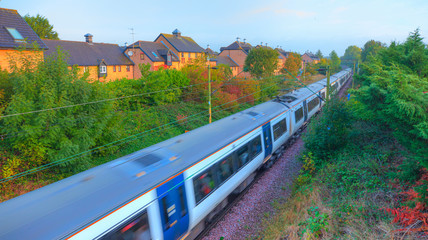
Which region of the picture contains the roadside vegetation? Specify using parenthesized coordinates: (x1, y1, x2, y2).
(0, 45, 328, 201)
(259, 29, 428, 239)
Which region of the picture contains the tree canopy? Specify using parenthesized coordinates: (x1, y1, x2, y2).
(329, 50, 341, 72)
(316, 50, 323, 59)
(244, 47, 279, 78)
(23, 14, 59, 40)
(282, 52, 302, 77)
(361, 40, 384, 62)
(341, 45, 361, 67)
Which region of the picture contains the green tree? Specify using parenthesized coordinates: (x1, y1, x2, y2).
(316, 50, 323, 59)
(23, 14, 59, 40)
(1, 48, 122, 172)
(244, 47, 279, 78)
(361, 40, 383, 62)
(341, 45, 361, 67)
(329, 50, 341, 72)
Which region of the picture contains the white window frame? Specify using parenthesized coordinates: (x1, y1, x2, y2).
(100, 66, 107, 74)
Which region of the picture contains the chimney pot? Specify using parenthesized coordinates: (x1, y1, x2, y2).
(84, 33, 93, 43)
(172, 29, 181, 37)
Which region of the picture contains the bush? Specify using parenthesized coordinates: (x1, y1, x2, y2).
(303, 97, 352, 161)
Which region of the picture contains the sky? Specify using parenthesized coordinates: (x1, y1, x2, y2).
(2, 0, 428, 56)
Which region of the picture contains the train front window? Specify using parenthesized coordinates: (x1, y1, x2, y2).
(101, 211, 151, 240)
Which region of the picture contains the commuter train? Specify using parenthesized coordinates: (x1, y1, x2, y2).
(0, 69, 352, 240)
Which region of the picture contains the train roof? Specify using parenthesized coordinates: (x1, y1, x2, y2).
(0, 68, 351, 239)
(0, 100, 288, 239)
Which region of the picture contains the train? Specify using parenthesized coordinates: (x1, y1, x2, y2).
(0, 68, 352, 240)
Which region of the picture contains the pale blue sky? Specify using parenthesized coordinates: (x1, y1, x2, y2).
(2, 0, 427, 56)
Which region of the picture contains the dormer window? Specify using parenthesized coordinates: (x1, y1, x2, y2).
(6, 27, 24, 41)
(100, 66, 107, 73)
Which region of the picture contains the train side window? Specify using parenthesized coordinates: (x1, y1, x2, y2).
(178, 185, 187, 217)
(237, 144, 250, 168)
(295, 107, 303, 123)
(321, 91, 326, 100)
(161, 198, 171, 230)
(193, 170, 215, 204)
(218, 155, 234, 183)
(307, 97, 320, 112)
(250, 135, 262, 159)
(273, 119, 287, 141)
(101, 211, 151, 240)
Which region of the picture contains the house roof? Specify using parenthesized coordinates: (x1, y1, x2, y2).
(0, 8, 48, 50)
(127, 41, 179, 62)
(205, 47, 217, 56)
(302, 52, 320, 61)
(43, 39, 133, 66)
(276, 48, 291, 58)
(220, 41, 252, 54)
(155, 32, 204, 53)
(215, 55, 239, 67)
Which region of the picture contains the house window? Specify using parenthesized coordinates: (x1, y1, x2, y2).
(118, 66, 121, 72)
(6, 27, 24, 40)
(83, 66, 89, 72)
(188, 53, 191, 58)
(126, 66, 130, 72)
(195, 53, 198, 58)
(181, 53, 184, 57)
(100, 66, 107, 73)
(113, 66, 116, 72)
(140, 53, 145, 60)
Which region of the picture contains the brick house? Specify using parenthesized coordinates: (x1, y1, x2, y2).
(124, 41, 180, 78)
(301, 52, 320, 66)
(218, 40, 253, 77)
(154, 29, 205, 68)
(44, 34, 134, 82)
(0, 8, 47, 72)
(276, 47, 290, 68)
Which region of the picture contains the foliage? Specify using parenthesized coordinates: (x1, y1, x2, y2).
(315, 49, 323, 59)
(142, 69, 190, 105)
(303, 97, 352, 160)
(299, 206, 330, 239)
(282, 52, 301, 77)
(244, 47, 279, 78)
(341, 45, 361, 67)
(138, 63, 151, 79)
(0, 48, 122, 172)
(296, 152, 316, 187)
(361, 40, 384, 62)
(23, 14, 59, 40)
(329, 50, 342, 72)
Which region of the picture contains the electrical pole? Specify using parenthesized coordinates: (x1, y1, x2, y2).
(208, 57, 212, 124)
(326, 65, 330, 101)
(352, 62, 356, 89)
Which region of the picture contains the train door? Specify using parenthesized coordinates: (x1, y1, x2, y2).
(262, 122, 273, 158)
(157, 174, 189, 240)
(303, 100, 308, 122)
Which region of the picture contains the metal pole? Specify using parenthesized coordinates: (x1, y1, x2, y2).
(352, 62, 356, 89)
(208, 62, 212, 124)
(326, 65, 330, 101)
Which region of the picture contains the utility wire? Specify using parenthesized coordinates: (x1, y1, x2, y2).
(0, 82, 280, 183)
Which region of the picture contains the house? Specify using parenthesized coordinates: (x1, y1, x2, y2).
(0, 8, 47, 71)
(124, 41, 180, 78)
(276, 48, 291, 73)
(218, 40, 253, 77)
(154, 29, 205, 67)
(301, 52, 320, 66)
(43, 34, 134, 82)
(213, 55, 239, 76)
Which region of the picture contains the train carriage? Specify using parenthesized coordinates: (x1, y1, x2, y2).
(0, 69, 352, 240)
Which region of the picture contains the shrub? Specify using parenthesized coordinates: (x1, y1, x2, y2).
(303, 97, 352, 161)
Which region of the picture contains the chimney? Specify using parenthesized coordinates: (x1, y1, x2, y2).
(172, 29, 181, 37)
(84, 33, 93, 43)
